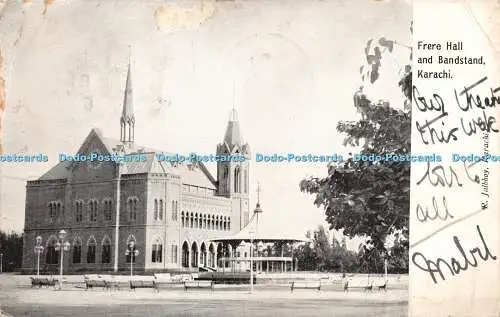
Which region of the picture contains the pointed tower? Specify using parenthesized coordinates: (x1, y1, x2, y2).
(217, 109, 251, 230)
(120, 52, 135, 147)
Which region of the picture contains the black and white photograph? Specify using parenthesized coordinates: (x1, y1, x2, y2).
(0, 0, 411, 316)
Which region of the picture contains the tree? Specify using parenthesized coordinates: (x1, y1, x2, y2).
(331, 233, 359, 273)
(387, 236, 409, 273)
(295, 230, 317, 271)
(313, 225, 333, 271)
(294, 226, 360, 272)
(0, 230, 23, 272)
(300, 26, 412, 267)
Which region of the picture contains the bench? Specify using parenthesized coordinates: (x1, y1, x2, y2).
(184, 280, 214, 291)
(343, 280, 373, 292)
(30, 277, 58, 288)
(290, 281, 321, 292)
(130, 280, 159, 292)
(154, 273, 172, 281)
(377, 281, 388, 291)
(85, 279, 110, 290)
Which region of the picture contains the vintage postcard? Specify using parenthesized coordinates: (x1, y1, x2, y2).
(0, 0, 497, 316)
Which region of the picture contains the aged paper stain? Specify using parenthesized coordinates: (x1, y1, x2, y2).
(0, 48, 5, 154)
(43, 0, 55, 15)
(154, 1, 216, 33)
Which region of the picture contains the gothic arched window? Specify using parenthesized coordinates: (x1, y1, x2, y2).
(223, 166, 229, 193)
(87, 237, 97, 264)
(244, 169, 248, 193)
(75, 200, 84, 223)
(72, 237, 82, 264)
(151, 238, 163, 263)
(103, 199, 113, 221)
(159, 199, 164, 220)
(234, 167, 241, 193)
(154, 199, 158, 220)
(101, 236, 111, 264)
(89, 200, 98, 222)
(46, 237, 59, 265)
(128, 197, 138, 221)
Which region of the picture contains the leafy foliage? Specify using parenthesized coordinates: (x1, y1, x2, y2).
(294, 226, 358, 272)
(293, 225, 407, 273)
(300, 27, 412, 270)
(0, 230, 23, 272)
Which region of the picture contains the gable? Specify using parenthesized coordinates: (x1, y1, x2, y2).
(74, 129, 113, 157)
(38, 129, 114, 181)
(66, 129, 117, 182)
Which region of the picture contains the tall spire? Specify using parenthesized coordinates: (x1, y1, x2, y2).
(223, 108, 242, 147)
(120, 46, 135, 145)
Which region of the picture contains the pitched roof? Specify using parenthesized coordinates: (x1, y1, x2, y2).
(223, 109, 243, 148)
(210, 209, 307, 243)
(38, 160, 72, 181)
(37, 129, 217, 189)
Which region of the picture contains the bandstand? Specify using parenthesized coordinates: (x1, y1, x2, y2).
(209, 195, 306, 274)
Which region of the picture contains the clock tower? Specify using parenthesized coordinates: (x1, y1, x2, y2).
(216, 109, 251, 231)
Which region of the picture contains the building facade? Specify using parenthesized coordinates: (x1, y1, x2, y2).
(22, 61, 251, 274)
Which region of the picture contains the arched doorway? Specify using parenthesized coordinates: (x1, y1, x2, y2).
(208, 243, 215, 267)
(191, 242, 198, 267)
(72, 237, 82, 264)
(216, 243, 223, 267)
(181, 241, 190, 268)
(46, 236, 59, 265)
(200, 242, 207, 267)
(224, 244, 232, 269)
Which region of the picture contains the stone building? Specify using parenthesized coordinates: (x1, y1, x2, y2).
(21, 61, 251, 274)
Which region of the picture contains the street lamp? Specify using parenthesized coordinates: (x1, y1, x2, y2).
(125, 241, 140, 277)
(54, 230, 71, 289)
(34, 236, 44, 276)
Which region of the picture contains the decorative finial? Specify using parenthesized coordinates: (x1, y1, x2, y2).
(232, 79, 235, 112)
(254, 182, 263, 213)
(257, 182, 260, 204)
(229, 79, 238, 122)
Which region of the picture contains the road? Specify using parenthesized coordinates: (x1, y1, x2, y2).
(0, 274, 408, 317)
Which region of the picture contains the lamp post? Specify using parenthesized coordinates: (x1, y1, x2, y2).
(384, 258, 388, 282)
(54, 230, 71, 289)
(248, 235, 254, 294)
(249, 200, 263, 294)
(34, 236, 44, 276)
(125, 241, 140, 277)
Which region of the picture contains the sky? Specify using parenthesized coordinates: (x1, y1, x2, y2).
(0, 0, 411, 250)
